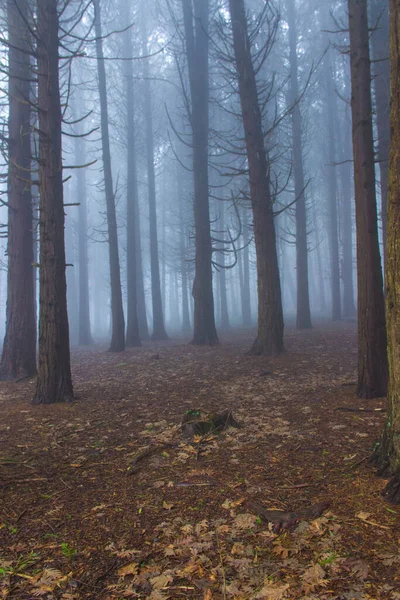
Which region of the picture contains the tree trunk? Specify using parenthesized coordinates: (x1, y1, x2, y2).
(32, 0, 73, 404)
(182, 0, 218, 345)
(228, 0, 284, 355)
(1, 0, 36, 380)
(93, 0, 125, 352)
(218, 208, 230, 330)
(371, 0, 400, 502)
(74, 105, 93, 345)
(123, 7, 141, 347)
(348, 0, 388, 398)
(241, 209, 252, 325)
(324, 58, 342, 322)
(369, 0, 390, 254)
(178, 169, 191, 332)
(286, 0, 312, 330)
(141, 20, 168, 341)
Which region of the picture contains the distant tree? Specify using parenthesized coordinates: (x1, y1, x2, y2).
(141, 16, 168, 341)
(73, 99, 93, 346)
(369, 0, 390, 252)
(0, 0, 36, 380)
(93, 0, 125, 352)
(33, 0, 73, 404)
(348, 0, 387, 398)
(182, 0, 218, 345)
(227, 0, 284, 355)
(286, 0, 312, 330)
(371, 0, 400, 503)
(122, 5, 141, 347)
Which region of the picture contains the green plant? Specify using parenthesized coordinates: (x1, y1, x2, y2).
(61, 542, 76, 559)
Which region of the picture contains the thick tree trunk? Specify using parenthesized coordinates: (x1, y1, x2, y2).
(93, 0, 125, 352)
(74, 110, 93, 345)
(371, 0, 400, 502)
(286, 0, 312, 330)
(369, 0, 390, 254)
(123, 10, 141, 347)
(32, 0, 73, 404)
(228, 0, 284, 355)
(182, 0, 218, 345)
(1, 0, 36, 380)
(348, 0, 388, 398)
(141, 22, 168, 341)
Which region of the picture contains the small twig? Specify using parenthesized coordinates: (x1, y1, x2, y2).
(348, 456, 368, 470)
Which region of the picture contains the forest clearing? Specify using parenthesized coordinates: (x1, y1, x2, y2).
(1, 323, 398, 600)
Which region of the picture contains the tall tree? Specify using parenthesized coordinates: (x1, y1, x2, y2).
(93, 0, 125, 352)
(182, 0, 218, 345)
(0, 0, 36, 380)
(33, 0, 73, 404)
(228, 0, 284, 355)
(74, 110, 92, 346)
(369, 0, 390, 252)
(141, 16, 168, 341)
(348, 0, 387, 398)
(286, 0, 312, 330)
(371, 0, 400, 503)
(123, 5, 141, 347)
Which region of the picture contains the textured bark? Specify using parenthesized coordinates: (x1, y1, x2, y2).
(369, 0, 390, 253)
(182, 0, 218, 345)
(32, 0, 73, 404)
(286, 0, 312, 330)
(141, 17, 168, 341)
(123, 9, 141, 347)
(93, 0, 125, 352)
(228, 0, 284, 355)
(74, 113, 92, 346)
(348, 0, 388, 398)
(371, 0, 400, 502)
(1, 0, 36, 380)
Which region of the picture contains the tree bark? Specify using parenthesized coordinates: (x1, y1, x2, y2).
(218, 207, 230, 330)
(228, 0, 284, 355)
(123, 6, 141, 347)
(32, 0, 73, 404)
(1, 0, 36, 380)
(286, 0, 312, 330)
(348, 0, 388, 398)
(182, 0, 218, 345)
(371, 0, 400, 502)
(93, 0, 125, 352)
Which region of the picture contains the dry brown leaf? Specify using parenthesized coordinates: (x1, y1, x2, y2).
(117, 562, 139, 577)
(150, 573, 173, 590)
(255, 582, 290, 599)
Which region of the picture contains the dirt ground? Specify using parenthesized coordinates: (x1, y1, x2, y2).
(0, 322, 399, 599)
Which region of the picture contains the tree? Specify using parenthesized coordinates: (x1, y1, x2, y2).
(228, 0, 284, 355)
(93, 0, 125, 352)
(33, 0, 73, 404)
(286, 0, 312, 330)
(141, 16, 168, 341)
(123, 5, 141, 347)
(182, 0, 218, 345)
(74, 99, 93, 346)
(369, 0, 390, 252)
(0, 0, 36, 380)
(371, 0, 400, 503)
(348, 0, 387, 398)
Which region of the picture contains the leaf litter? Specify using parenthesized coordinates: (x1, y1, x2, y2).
(0, 324, 399, 598)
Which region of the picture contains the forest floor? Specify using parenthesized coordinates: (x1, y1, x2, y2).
(0, 322, 399, 600)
